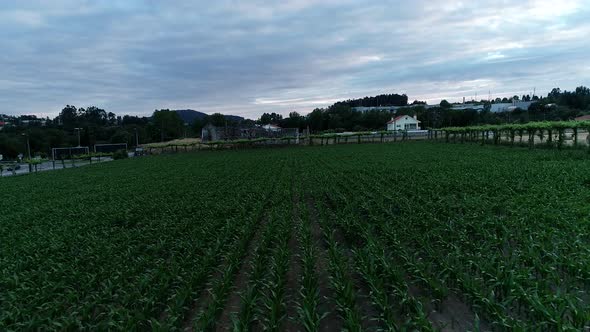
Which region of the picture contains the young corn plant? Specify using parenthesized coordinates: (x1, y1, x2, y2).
(295, 204, 325, 332)
(232, 215, 279, 331)
(258, 221, 290, 331)
(324, 231, 362, 332)
(194, 214, 262, 331)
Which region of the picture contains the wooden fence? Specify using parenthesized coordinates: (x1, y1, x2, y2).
(429, 120, 590, 150)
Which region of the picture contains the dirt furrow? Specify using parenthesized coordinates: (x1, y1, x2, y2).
(214, 214, 270, 332)
(281, 184, 303, 331)
(305, 196, 342, 331)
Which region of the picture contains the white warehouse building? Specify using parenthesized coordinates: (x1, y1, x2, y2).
(490, 101, 537, 113)
(386, 115, 421, 131)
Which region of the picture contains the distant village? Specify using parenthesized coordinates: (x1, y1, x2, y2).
(199, 95, 586, 141)
(0, 99, 539, 133)
(351, 99, 538, 113)
(0, 115, 48, 131)
(1, 87, 589, 153)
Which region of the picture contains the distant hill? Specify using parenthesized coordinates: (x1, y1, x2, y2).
(175, 109, 208, 123)
(224, 114, 245, 123)
(175, 109, 245, 124)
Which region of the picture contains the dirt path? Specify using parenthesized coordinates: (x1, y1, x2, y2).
(428, 293, 491, 331)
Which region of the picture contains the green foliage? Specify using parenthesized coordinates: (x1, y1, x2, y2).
(1, 142, 589, 330)
(109, 129, 131, 144)
(439, 99, 452, 108)
(440, 120, 590, 133)
(259, 112, 283, 125)
(333, 93, 408, 108)
(152, 109, 184, 141)
(23, 158, 45, 165)
(546, 86, 590, 110)
(208, 113, 229, 127)
(111, 149, 128, 160)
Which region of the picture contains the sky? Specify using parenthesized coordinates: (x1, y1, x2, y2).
(1, 1, 589, 119)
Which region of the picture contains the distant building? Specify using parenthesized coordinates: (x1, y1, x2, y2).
(262, 124, 281, 132)
(201, 124, 254, 141)
(386, 115, 421, 131)
(352, 105, 437, 112)
(20, 119, 47, 126)
(0, 121, 5, 130)
(451, 103, 485, 111)
(490, 101, 537, 113)
(575, 114, 590, 121)
(352, 106, 400, 112)
(201, 123, 298, 142)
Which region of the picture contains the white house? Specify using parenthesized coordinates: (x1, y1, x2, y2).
(386, 115, 420, 131)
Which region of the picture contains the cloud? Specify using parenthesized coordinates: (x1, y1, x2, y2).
(0, 10, 44, 27)
(0, 0, 588, 118)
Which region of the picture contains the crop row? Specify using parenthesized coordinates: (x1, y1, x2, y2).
(0, 152, 281, 329)
(301, 143, 590, 329)
(1, 142, 589, 329)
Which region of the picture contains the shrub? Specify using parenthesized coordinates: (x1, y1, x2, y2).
(112, 149, 129, 160)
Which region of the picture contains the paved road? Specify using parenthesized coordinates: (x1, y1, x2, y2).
(1, 157, 114, 177)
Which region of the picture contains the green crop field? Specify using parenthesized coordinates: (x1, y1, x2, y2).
(1, 142, 589, 330)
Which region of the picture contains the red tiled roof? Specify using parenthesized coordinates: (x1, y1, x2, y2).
(387, 115, 422, 124)
(386, 115, 405, 124)
(575, 115, 590, 121)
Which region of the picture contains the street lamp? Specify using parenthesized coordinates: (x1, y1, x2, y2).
(74, 128, 82, 147)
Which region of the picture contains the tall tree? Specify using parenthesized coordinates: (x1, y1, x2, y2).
(58, 105, 78, 129)
(439, 100, 451, 109)
(259, 112, 283, 125)
(152, 109, 184, 141)
(208, 113, 227, 127)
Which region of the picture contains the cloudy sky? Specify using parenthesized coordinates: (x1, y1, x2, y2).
(1, 1, 589, 119)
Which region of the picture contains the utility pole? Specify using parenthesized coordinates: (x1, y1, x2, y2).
(134, 127, 139, 147)
(21, 133, 31, 173)
(21, 133, 31, 159)
(393, 112, 398, 141)
(74, 128, 82, 147)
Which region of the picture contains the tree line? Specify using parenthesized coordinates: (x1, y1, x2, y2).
(333, 93, 409, 107)
(256, 86, 590, 132)
(0, 107, 185, 159)
(1, 86, 589, 159)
